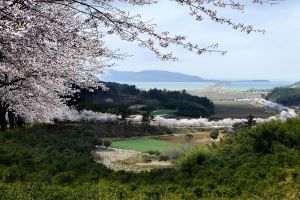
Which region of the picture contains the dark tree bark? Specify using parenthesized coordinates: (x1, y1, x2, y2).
(0, 102, 9, 131)
(8, 110, 16, 129)
(16, 115, 25, 128)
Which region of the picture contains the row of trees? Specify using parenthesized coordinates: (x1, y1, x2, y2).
(0, 0, 279, 130)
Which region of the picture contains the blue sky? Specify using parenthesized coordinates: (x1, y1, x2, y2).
(104, 1, 300, 81)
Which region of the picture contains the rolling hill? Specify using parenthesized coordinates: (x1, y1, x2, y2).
(290, 82, 300, 88)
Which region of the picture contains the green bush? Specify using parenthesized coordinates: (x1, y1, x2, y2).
(52, 172, 75, 184)
(210, 129, 219, 140)
(103, 140, 112, 148)
(184, 134, 194, 143)
(142, 154, 153, 163)
(143, 150, 161, 156)
(158, 155, 169, 161)
(178, 148, 211, 173)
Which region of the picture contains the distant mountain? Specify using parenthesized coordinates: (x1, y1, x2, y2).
(101, 70, 215, 82)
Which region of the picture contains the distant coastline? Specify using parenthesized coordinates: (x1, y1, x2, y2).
(235, 80, 270, 83)
(111, 81, 292, 91)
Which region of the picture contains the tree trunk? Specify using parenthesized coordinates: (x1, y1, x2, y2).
(16, 116, 25, 128)
(0, 108, 7, 131)
(8, 111, 16, 129)
(0, 102, 9, 132)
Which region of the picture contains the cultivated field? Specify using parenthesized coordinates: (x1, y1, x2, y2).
(187, 90, 264, 101)
(97, 132, 214, 171)
(212, 101, 276, 119)
(110, 132, 213, 153)
(153, 132, 212, 145)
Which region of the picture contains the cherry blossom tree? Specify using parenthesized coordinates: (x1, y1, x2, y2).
(0, 2, 115, 129)
(0, 0, 281, 129)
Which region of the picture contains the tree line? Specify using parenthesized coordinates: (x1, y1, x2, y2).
(69, 82, 215, 118)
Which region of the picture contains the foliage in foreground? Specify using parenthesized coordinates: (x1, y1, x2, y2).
(1, 119, 300, 199)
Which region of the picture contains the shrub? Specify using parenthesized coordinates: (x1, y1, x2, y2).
(210, 129, 219, 140)
(184, 134, 194, 144)
(103, 140, 112, 148)
(164, 147, 187, 160)
(144, 150, 161, 156)
(52, 172, 75, 184)
(178, 148, 211, 173)
(158, 155, 169, 161)
(142, 154, 153, 163)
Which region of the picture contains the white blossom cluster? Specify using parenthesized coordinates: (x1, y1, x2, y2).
(236, 98, 297, 121)
(151, 117, 246, 128)
(57, 97, 297, 128)
(53, 110, 266, 128)
(0, 1, 115, 122)
(237, 98, 287, 112)
(56, 110, 118, 123)
(150, 113, 295, 128)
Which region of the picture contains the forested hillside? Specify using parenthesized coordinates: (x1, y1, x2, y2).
(267, 87, 300, 106)
(1, 117, 300, 199)
(70, 82, 215, 118)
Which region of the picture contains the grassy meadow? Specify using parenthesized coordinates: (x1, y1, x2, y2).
(110, 131, 212, 153)
(111, 138, 177, 152)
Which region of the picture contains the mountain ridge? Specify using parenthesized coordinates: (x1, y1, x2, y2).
(101, 69, 216, 82)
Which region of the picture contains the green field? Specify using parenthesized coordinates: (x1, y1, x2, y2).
(111, 138, 181, 152)
(151, 109, 176, 116)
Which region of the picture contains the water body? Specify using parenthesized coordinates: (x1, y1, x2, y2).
(117, 81, 293, 91)
(229, 81, 294, 91)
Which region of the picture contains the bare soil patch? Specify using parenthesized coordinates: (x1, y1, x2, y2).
(93, 146, 172, 172)
(152, 132, 212, 145)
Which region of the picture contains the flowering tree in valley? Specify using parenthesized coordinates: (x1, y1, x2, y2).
(0, 0, 281, 129)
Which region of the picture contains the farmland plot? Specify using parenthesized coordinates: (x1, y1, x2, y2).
(211, 101, 276, 119)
